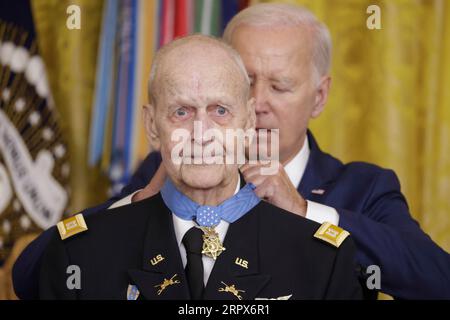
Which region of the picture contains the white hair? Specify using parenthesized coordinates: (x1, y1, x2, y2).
(223, 3, 332, 81)
(148, 34, 250, 104)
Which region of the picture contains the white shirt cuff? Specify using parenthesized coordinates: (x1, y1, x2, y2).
(108, 190, 141, 209)
(305, 200, 340, 225)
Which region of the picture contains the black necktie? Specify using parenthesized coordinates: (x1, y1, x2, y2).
(182, 226, 204, 299)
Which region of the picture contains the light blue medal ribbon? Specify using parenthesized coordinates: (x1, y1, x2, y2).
(160, 178, 261, 227)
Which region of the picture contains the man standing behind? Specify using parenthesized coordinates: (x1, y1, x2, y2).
(121, 4, 450, 298)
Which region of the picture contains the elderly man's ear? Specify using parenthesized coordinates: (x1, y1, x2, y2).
(143, 104, 161, 150)
(245, 97, 257, 130)
(311, 75, 331, 118)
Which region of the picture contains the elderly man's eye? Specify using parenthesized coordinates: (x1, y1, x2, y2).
(175, 107, 189, 117)
(215, 106, 228, 116)
(272, 85, 288, 93)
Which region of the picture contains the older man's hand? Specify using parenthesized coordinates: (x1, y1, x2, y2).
(132, 164, 167, 202)
(240, 161, 307, 217)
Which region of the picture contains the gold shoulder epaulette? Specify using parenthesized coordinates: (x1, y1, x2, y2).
(314, 222, 349, 248)
(57, 214, 88, 240)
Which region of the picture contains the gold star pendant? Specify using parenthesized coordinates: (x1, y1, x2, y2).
(200, 227, 226, 260)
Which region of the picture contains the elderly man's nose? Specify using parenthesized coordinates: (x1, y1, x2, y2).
(252, 83, 270, 114)
(192, 117, 214, 142)
(194, 113, 214, 130)
(193, 131, 214, 147)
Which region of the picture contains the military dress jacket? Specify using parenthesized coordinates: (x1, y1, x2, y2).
(39, 193, 362, 300)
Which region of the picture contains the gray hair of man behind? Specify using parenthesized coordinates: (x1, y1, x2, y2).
(223, 3, 332, 81)
(148, 34, 250, 105)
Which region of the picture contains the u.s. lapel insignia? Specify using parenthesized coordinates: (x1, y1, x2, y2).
(218, 281, 245, 300)
(235, 257, 248, 269)
(200, 227, 226, 260)
(154, 274, 180, 296)
(150, 254, 165, 266)
(57, 214, 88, 240)
(127, 285, 140, 300)
(314, 222, 350, 248)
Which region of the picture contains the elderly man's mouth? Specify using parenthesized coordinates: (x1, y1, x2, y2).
(180, 155, 225, 165)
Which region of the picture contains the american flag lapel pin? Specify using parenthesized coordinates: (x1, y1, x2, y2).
(311, 189, 325, 195)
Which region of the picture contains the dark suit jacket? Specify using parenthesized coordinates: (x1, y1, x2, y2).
(14, 131, 450, 299)
(39, 193, 362, 300)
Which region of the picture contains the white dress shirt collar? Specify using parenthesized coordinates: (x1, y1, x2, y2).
(283, 135, 310, 188)
(283, 135, 340, 226)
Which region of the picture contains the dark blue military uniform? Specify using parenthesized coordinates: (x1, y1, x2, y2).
(39, 192, 362, 300)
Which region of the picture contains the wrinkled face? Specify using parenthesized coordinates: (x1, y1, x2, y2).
(145, 45, 254, 190)
(231, 25, 328, 163)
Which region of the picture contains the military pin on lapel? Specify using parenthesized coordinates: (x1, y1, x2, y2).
(150, 254, 165, 266)
(200, 226, 226, 260)
(154, 274, 180, 296)
(235, 257, 248, 269)
(218, 281, 245, 300)
(127, 285, 140, 300)
(311, 189, 325, 195)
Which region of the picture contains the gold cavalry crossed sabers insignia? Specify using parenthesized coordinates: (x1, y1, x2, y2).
(154, 274, 180, 295)
(218, 281, 245, 300)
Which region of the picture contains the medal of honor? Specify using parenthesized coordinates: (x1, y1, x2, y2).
(200, 226, 226, 260)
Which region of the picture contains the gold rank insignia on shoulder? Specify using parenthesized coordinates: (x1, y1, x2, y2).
(314, 222, 349, 248)
(57, 214, 88, 240)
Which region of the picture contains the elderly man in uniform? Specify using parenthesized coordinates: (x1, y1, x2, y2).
(15, 4, 450, 300)
(38, 35, 362, 300)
